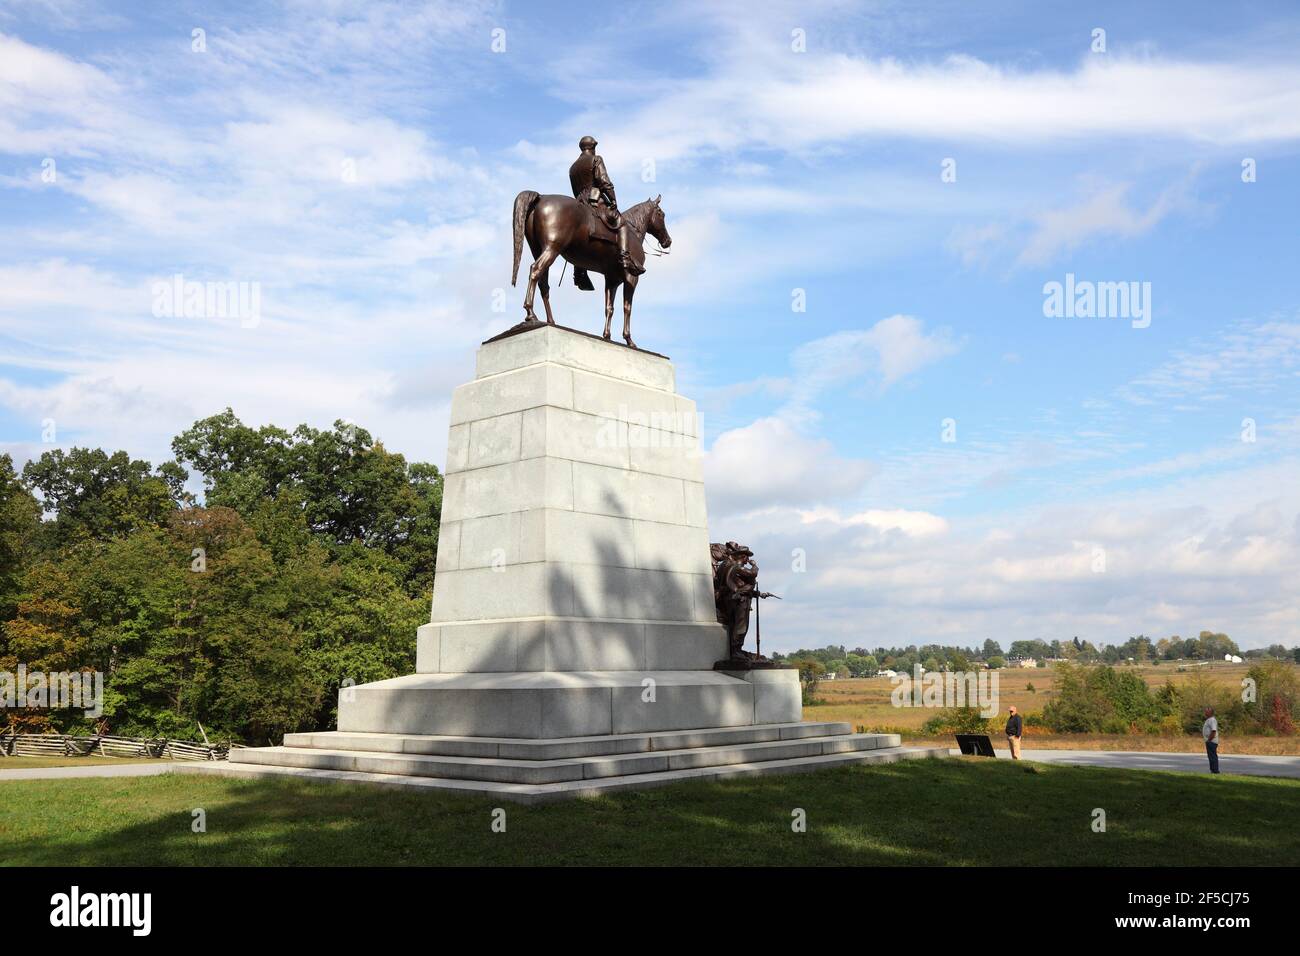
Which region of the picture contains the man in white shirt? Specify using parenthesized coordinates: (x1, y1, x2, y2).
(1202, 706, 1220, 774)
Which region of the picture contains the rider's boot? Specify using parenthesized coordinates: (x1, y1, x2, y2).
(619, 227, 645, 276)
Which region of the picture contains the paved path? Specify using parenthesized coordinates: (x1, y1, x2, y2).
(949, 747, 1300, 779)
(0, 763, 172, 781)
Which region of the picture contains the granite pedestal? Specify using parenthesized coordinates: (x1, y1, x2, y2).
(202, 324, 945, 798)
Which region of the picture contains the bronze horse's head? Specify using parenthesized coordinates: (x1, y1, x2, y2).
(646, 194, 672, 250)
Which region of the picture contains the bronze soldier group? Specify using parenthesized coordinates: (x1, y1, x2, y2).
(711, 541, 781, 667)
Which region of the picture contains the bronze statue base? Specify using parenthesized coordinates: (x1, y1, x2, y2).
(483, 319, 669, 358)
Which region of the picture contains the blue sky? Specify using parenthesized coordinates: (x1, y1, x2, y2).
(2, 0, 1299, 650)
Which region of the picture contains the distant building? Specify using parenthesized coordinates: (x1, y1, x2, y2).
(1007, 657, 1038, 668)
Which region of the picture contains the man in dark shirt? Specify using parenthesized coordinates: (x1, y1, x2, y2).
(1005, 705, 1023, 759)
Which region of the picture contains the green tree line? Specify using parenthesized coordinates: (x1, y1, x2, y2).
(0, 410, 440, 744)
(777, 632, 1299, 679)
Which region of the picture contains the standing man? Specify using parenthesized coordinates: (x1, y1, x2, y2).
(1202, 706, 1220, 774)
(1005, 705, 1023, 759)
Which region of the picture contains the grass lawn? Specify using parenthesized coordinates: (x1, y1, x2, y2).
(2, 758, 1298, 866)
(0, 756, 156, 770)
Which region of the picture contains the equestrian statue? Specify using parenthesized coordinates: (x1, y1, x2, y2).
(511, 135, 672, 349)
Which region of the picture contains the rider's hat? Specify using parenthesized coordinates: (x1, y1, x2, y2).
(578, 135, 598, 150)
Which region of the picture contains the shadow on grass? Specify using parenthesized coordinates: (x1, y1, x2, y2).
(5, 758, 1300, 867)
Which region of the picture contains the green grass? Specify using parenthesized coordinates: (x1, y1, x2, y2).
(2, 758, 1298, 866)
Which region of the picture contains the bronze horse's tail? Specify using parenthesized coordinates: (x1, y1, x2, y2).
(511, 190, 540, 287)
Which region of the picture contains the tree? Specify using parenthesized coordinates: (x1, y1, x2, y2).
(982, 639, 1003, 659)
(171, 409, 441, 596)
(845, 652, 877, 677)
(1195, 631, 1239, 660)
(791, 658, 826, 704)
(22, 447, 185, 545)
(1009, 639, 1050, 659)
(987, 655, 1006, 669)
(1244, 660, 1298, 735)
(0, 455, 41, 622)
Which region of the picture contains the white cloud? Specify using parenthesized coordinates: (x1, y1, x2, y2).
(704, 417, 874, 516)
(798, 506, 949, 537)
(723, 456, 1300, 652)
(582, 50, 1300, 171)
(784, 315, 960, 418)
(1119, 320, 1300, 406)
(702, 317, 958, 517)
(1016, 180, 1193, 266)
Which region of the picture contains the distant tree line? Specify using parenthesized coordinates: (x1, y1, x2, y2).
(0, 409, 440, 744)
(775, 632, 1300, 679)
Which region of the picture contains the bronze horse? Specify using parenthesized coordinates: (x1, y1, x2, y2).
(511, 191, 671, 349)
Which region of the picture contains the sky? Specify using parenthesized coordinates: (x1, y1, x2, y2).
(2, 0, 1299, 652)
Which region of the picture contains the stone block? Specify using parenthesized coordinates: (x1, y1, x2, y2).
(521, 508, 635, 568)
(435, 522, 461, 572)
(544, 620, 646, 670)
(440, 457, 572, 522)
(719, 668, 802, 724)
(633, 519, 711, 573)
(477, 325, 674, 392)
(416, 623, 440, 671)
(446, 423, 470, 473)
(467, 412, 523, 469)
(628, 427, 704, 482)
(430, 563, 569, 621)
(450, 362, 573, 425)
(571, 461, 686, 524)
(570, 369, 689, 436)
(643, 622, 727, 669)
(456, 512, 522, 569)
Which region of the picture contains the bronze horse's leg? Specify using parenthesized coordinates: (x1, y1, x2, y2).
(524, 243, 560, 324)
(522, 227, 553, 325)
(621, 274, 638, 348)
(538, 269, 556, 325)
(602, 275, 617, 340)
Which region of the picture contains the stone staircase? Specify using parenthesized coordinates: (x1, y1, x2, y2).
(179, 721, 946, 803)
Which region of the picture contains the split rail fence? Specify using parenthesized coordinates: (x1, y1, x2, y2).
(0, 733, 238, 761)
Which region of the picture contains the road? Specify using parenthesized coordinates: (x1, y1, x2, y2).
(0, 762, 173, 781)
(949, 747, 1300, 779)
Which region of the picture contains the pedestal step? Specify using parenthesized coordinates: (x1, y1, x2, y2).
(283, 720, 856, 760)
(177, 742, 946, 804)
(229, 731, 900, 785)
(177, 721, 948, 802)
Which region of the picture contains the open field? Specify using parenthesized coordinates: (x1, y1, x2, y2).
(2, 758, 1298, 866)
(805, 661, 1300, 755)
